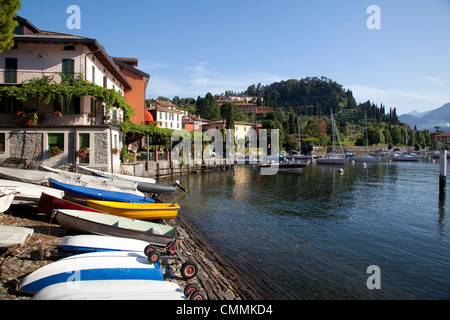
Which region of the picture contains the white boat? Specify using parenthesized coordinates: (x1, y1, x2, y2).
(16, 251, 164, 294)
(0, 187, 17, 212)
(0, 226, 34, 249)
(353, 155, 381, 163)
(316, 111, 346, 165)
(392, 153, 420, 162)
(57, 235, 150, 254)
(78, 166, 156, 184)
(32, 279, 187, 300)
(0, 179, 64, 204)
(37, 166, 141, 193)
(0, 167, 142, 195)
(316, 154, 346, 165)
(353, 113, 382, 163)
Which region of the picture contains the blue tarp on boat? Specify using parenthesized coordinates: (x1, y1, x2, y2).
(49, 179, 155, 203)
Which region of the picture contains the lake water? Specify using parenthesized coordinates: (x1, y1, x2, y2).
(166, 160, 450, 299)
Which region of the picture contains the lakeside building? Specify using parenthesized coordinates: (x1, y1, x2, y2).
(217, 100, 273, 114)
(0, 16, 148, 172)
(113, 57, 150, 125)
(147, 99, 186, 130)
(204, 120, 256, 143)
(182, 115, 210, 131)
(434, 133, 450, 148)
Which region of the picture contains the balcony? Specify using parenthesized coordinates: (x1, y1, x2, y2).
(0, 111, 122, 127)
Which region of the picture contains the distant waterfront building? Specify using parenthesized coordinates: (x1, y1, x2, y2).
(147, 99, 186, 130)
(217, 100, 273, 114)
(204, 120, 256, 142)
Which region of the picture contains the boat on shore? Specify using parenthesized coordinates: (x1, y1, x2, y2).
(16, 251, 164, 294)
(37, 192, 102, 216)
(0, 187, 17, 213)
(86, 200, 179, 220)
(37, 165, 140, 192)
(53, 209, 182, 248)
(32, 279, 187, 300)
(0, 179, 64, 204)
(0, 226, 34, 249)
(49, 179, 156, 204)
(57, 235, 150, 254)
(78, 166, 186, 194)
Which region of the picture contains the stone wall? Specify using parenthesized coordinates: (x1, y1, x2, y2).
(9, 132, 43, 161)
(94, 133, 108, 165)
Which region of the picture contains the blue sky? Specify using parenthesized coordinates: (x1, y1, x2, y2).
(17, 0, 450, 115)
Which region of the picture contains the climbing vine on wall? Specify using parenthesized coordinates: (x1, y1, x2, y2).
(0, 74, 134, 121)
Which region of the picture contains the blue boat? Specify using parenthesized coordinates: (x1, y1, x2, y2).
(49, 179, 155, 203)
(17, 251, 164, 294)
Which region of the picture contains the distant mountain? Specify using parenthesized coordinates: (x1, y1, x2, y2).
(407, 109, 431, 118)
(399, 103, 450, 132)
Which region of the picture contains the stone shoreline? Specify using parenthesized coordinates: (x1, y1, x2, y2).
(0, 204, 264, 300)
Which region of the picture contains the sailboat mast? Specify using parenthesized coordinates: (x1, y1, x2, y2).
(365, 112, 369, 156)
(331, 110, 345, 157)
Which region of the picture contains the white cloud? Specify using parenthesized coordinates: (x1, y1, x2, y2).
(147, 62, 286, 99)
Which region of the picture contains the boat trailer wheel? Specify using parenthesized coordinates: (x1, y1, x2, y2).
(181, 260, 198, 280)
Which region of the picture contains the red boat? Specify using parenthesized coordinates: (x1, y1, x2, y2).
(37, 193, 102, 216)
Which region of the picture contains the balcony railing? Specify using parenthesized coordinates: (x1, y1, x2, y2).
(0, 111, 123, 127)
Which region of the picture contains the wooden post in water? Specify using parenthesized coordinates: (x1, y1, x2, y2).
(440, 149, 447, 193)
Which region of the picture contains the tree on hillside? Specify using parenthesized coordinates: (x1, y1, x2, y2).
(0, 0, 21, 53)
(221, 102, 235, 130)
(196, 93, 220, 120)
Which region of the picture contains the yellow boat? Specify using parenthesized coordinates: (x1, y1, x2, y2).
(86, 200, 180, 220)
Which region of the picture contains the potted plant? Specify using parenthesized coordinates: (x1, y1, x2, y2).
(77, 147, 90, 160)
(54, 111, 62, 117)
(49, 146, 62, 157)
(112, 147, 119, 155)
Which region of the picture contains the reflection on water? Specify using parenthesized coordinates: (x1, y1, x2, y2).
(167, 161, 450, 299)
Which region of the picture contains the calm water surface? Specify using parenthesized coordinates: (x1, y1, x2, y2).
(166, 160, 450, 299)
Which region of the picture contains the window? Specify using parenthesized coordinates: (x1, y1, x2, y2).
(92, 66, 95, 83)
(48, 133, 64, 151)
(0, 133, 5, 153)
(78, 133, 90, 164)
(60, 96, 80, 114)
(62, 59, 74, 79)
(63, 45, 75, 51)
(103, 75, 107, 88)
(4, 58, 17, 83)
(0, 96, 22, 114)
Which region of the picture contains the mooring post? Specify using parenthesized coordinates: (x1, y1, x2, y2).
(439, 149, 447, 192)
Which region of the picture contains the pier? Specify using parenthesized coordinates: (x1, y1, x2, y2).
(122, 159, 233, 180)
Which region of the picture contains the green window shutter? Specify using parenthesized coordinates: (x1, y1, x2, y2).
(62, 59, 74, 79)
(79, 133, 90, 148)
(48, 133, 64, 150)
(5, 58, 17, 83)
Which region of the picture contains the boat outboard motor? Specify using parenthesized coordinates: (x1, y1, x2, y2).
(151, 193, 163, 203)
(173, 180, 188, 193)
